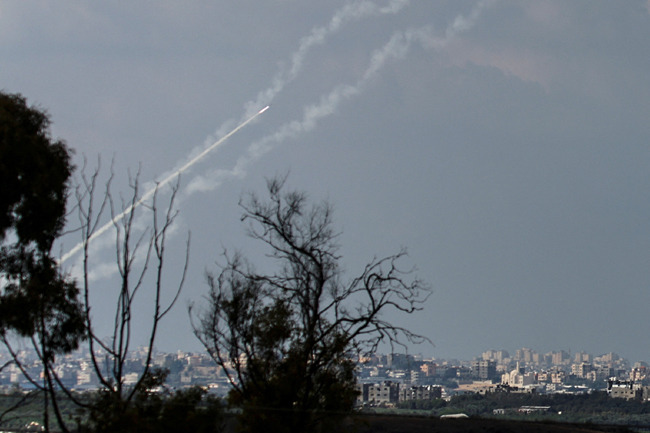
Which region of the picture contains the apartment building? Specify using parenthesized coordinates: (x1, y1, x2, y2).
(398, 385, 442, 402)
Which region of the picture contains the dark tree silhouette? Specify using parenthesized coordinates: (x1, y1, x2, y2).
(192, 176, 430, 433)
(0, 91, 72, 250)
(0, 92, 217, 433)
(0, 91, 85, 432)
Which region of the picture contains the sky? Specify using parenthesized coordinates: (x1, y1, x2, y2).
(2, 0, 650, 362)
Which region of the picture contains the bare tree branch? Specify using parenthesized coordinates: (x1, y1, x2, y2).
(70, 162, 191, 429)
(192, 176, 431, 433)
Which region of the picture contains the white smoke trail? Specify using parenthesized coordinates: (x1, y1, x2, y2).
(242, 0, 410, 117)
(59, 108, 268, 265)
(60, 0, 490, 267)
(59, 0, 411, 264)
(190, 0, 410, 161)
(186, 0, 493, 195)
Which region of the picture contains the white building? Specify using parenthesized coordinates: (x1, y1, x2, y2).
(501, 363, 535, 387)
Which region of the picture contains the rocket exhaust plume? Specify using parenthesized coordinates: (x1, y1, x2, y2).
(170, 0, 411, 193)
(59, 106, 270, 264)
(61, 0, 490, 266)
(162, 105, 269, 182)
(184, 0, 493, 196)
(243, 0, 410, 116)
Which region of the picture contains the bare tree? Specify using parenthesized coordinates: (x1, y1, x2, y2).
(192, 176, 430, 433)
(71, 161, 190, 432)
(1, 160, 191, 432)
(1, 91, 205, 432)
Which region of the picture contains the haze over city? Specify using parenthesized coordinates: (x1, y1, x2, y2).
(2, 1, 650, 362)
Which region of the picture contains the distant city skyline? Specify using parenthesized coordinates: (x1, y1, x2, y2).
(2, 343, 646, 398)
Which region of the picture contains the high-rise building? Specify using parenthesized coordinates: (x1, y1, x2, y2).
(574, 351, 593, 363)
(551, 350, 570, 365)
(472, 359, 497, 380)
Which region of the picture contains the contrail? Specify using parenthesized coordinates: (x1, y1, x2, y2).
(59, 106, 270, 264)
(162, 106, 269, 184)
(61, 0, 490, 266)
(59, 0, 409, 268)
(188, 0, 410, 167)
(243, 0, 410, 116)
(185, 0, 493, 195)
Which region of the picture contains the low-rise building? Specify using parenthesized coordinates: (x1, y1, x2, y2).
(607, 379, 641, 400)
(399, 385, 442, 401)
(367, 381, 400, 405)
(420, 362, 436, 377)
(571, 363, 593, 378)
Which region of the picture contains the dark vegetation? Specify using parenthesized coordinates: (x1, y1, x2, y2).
(0, 91, 213, 432)
(1, 92, 429, 432)
(0, 386, 223, 432)
(395, 391, 650, 427)
(85, 381, 223, 433)
(0, 91, 85, 431)
(350, 413, 636, 433)
(191, 175, 430, 433)
(1, 392, 645, 433)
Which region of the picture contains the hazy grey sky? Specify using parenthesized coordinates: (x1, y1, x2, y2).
(2, 1, 650, 361)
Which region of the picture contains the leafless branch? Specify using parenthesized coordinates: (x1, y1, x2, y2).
(192, 176, 431, 433)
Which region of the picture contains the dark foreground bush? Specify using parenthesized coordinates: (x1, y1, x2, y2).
(86, 386, 223, 433)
